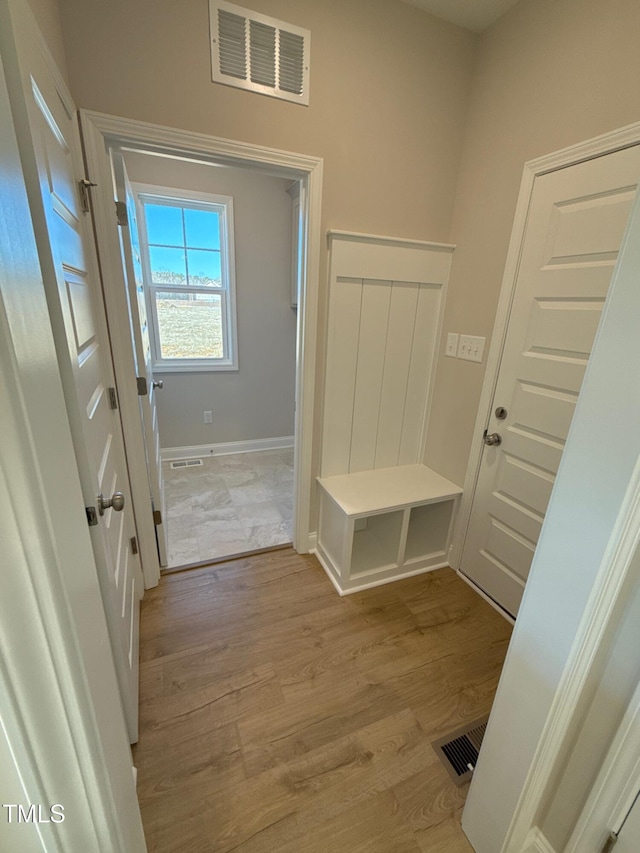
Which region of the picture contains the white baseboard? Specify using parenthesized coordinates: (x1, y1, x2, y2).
(312, 543, 449, 596)
(161, 436, 294, 462)
(312, 546, 345, 594)
(456, 568, 516, 625)
(521, 828, 557, 853)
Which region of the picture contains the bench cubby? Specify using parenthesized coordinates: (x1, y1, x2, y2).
(315, 464, 462, 595)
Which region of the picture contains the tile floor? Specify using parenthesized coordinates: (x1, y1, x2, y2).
(163, 448, 294, 568)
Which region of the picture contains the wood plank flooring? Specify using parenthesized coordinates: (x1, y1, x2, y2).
(134, 549, 512, 852)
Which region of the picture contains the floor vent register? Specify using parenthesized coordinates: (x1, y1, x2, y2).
(169, 459, 204, 469)
(431, 716, 489, 787)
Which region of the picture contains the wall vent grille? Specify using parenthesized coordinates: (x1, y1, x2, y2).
(210, 1, 310, 105)
(432, 716, 489, 787)
(170, 459, 204, 469)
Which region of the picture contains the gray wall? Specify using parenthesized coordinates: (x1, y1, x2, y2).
(123, 152, 295, 449)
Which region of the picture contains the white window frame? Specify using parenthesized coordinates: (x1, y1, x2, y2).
(133, 183, 238, 372)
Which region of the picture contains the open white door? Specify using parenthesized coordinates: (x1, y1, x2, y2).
(0, 27, 146, 849)
(112, 150, 169, 566)
(5, 0, 142, 741)
(460, 144, 640, 617)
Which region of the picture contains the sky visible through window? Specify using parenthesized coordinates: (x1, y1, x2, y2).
(145, 203, 222, 287)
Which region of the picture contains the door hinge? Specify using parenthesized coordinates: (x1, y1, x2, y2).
(115, 200, 128, 227)
(137, 376, 148, 396)
(78, 178, 97, 214)
(130, 536, 139, 555)
(86, 506, 98, 526)
(152, 509, 162, 526)
(601, 831, 618, 852)
(108, 387, 118, 410)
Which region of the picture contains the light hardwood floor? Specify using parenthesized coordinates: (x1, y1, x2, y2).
(134, 550, 512, 852)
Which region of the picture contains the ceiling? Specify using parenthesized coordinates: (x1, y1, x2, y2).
(400, 0, 523, 32)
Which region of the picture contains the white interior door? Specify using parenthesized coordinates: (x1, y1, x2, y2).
(461, 145, 640, 617)
(112, 150, 168, 566)
(12, 7, 142, 740)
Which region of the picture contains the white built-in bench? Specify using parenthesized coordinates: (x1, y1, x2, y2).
(315, 464, 462, 595)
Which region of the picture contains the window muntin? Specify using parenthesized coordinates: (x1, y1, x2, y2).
(136, 189, 237, 371)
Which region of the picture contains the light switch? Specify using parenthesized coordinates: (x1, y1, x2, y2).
(458, 335, 486, 363)
(445, 333, 459, 358)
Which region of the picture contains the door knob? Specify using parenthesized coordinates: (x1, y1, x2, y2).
(152, 379, 164, 389)
(483, 431, 502, 447)
(97, 491, 125, 516)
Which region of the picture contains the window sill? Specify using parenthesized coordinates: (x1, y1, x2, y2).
(153, 360, 238, 373)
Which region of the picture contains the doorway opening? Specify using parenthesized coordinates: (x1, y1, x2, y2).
(120, 150, 299, 568)
(81, 111, 322, 588)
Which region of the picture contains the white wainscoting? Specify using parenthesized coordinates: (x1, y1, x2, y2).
(161, 435, 294, 462)
(321, 232, 454, 477)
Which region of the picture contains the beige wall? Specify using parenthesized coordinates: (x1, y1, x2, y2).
(123, 152, 296, 448)
(26, 0, 68, 81)
(50, 0, 640, 498)
(58, 0, 477, 518)
(425, 0, 640, 485)
(59, 0, 476, 243)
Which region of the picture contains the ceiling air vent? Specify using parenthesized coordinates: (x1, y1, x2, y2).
(210, 1, 310, 105)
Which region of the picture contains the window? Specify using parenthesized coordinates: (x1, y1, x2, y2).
(135, 187, 237, 371)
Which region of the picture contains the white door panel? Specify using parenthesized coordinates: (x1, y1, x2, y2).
(18, 28, 142, 740)
(112, 151, 168, 566)
(461, 145, 640, 617)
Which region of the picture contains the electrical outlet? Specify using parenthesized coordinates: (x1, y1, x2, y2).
(203, 411, 212, 424)
(458, 335, 486, 363)
(445, 332, 459, 358)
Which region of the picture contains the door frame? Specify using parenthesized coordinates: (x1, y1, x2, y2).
(81, 110, 323, 588)
(450, 120, 640, 591)
(567, 666, 640, 851)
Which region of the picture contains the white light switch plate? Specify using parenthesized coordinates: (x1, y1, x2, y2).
(458, 335, 485, 363)
(445, 333, 459, 357)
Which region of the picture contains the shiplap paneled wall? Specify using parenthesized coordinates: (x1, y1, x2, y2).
(321, 232, 454, 477)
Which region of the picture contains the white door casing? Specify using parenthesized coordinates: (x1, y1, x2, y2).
(6, 0, 143, 741)
(112, 150, 168, 566)
(459, 144, 640, 617)
(80, 110, 323, 557)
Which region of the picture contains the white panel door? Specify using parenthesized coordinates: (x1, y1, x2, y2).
(112, 151, 168, 566)
(16, 20, 143, 740)
(461, 145, 640, 617)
